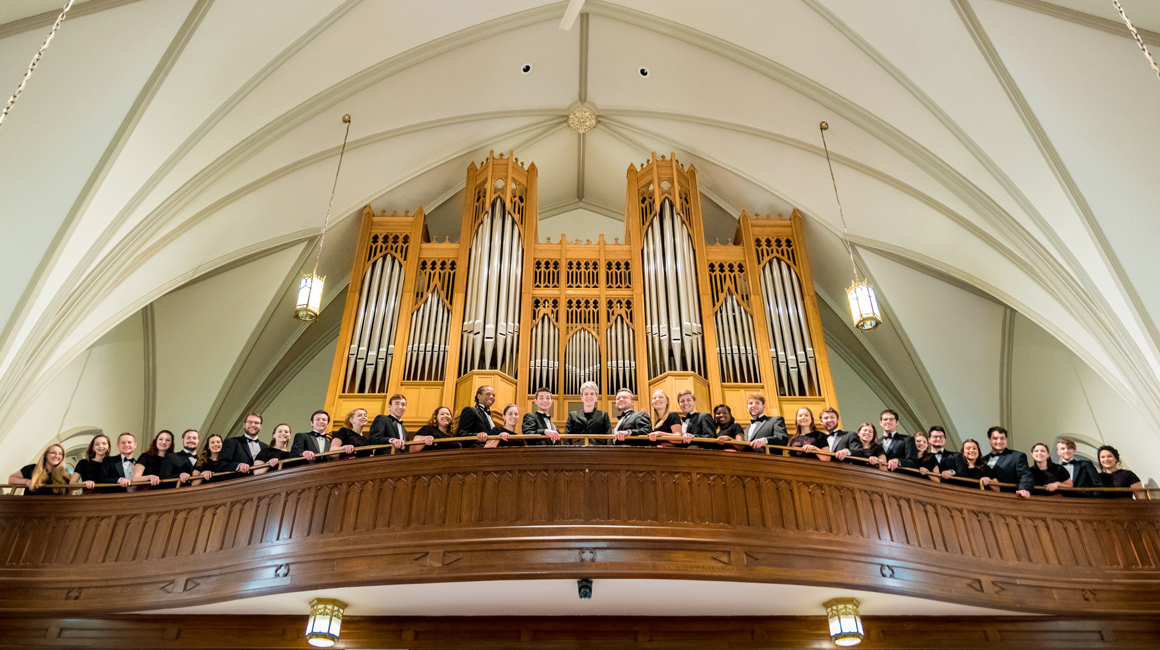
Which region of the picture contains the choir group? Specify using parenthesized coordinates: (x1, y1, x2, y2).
(7, 383, 1146, 499)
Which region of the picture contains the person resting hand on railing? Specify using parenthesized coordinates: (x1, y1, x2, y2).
(788, 407, 831, 461)
(8, 444, 69, 495)
(1029, 442, 1071, 495)
(161, 429, 201, 487)
(252, 424, 292, 475)
(458, 386, 496, 448)
(980, 427, 1033, 498)
(522, 388, 561, 445)
(291, 411, 335, 462)
(489, 404, 523, 448)
(133, 430, 173, 488)
(959, 439, 996, 489)
(847, 423, 886, 468)
(646, 390, 692, 446)
(194, 434, 223, 484)
(610, 388, 651, 444)
(333, 408, 372, 457)
(711, 404, 744, 452)
(69, 434, 109, 494)
(914, 432, 940, 483)
(729, 392, 786, 452)
(1097, 445, 1145, 499)
(564, 382, 611, 446)
(412, 407, 451, 452)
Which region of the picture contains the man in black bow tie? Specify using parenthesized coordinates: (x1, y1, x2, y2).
(928, 426, 967, 479)
(1056, 437, 1099, 497)
(521, 387, 562, 445)
(878, 410, 918, 471)
(370, 394, 412, 451)
(291, 410, 334, 463)
(611, 388, 652, 443)
(456, 385, 496, 447)
(720, 392, 786, 452)
(99, 432, 139, 493)
(980, 426, 1033, 497)
(218, 413, 268, 477)
(822, 407, 858, 460)
(160, 429, 201, 487)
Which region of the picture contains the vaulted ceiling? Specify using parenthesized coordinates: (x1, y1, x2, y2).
(1, 0, 1159, 476)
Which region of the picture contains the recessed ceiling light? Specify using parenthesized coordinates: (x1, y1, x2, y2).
(638, 67, 650, 78)
(521, 63, 533, 75)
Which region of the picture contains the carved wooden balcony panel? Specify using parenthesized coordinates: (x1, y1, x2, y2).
(0, 449, 1157, 615)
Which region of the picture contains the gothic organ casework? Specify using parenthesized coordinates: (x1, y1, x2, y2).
(326, 151, 836, 431)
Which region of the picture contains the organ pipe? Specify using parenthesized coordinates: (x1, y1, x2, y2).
(565, 329, 600, 395)
(714, 294, 760, 384)
(403, 293, 451, 382)
(528, 315, 559, 394)
(759, 257, 820, 396)
(344, 254, 404, 393)
(641, 199, 704, 378)
(460, 197, 524, 375)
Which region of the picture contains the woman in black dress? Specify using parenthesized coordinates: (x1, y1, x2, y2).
(788, 407, 831, 461)
(253, 424, 292, 475)
(564, 381, 611, 445)
(330, 408, 372, 457)
(712, 404, 745, 452)
(959, 439, 996, 489)
(645, 390, 688, 446)
(69, 434, 110, 494)
(489, 404, 523, 447)
(8, 444, 70, 495)
(1029, 442, 1071, 495)
(413, 406, 453, 451)
(914, 431, 940, 482)
(848, 423, 886, 468)
(193, 434, 223, 485)
(1096, 445, 1145, 499)
(133, 430, 173, 489)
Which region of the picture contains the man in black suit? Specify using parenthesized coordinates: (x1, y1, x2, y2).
(981, 426, 1033, 498)
(456, 385, 496, 447)
(1056, 437, 1100, 497)
(728, 392, 787, 452)
(160, 429, 200, 487)
(290, 410, 333, 463)
(611, 388, 652, 443)
(675, 390, 713, 435)
(821, 407, 858, 459)
(99, 432, 138, 493)
(218, 413, 267, 476)
(928, 426, 967, 479)
(370, 394, 411, 451)
(521, 387, 562, 445)
(879, 409, 918, 471)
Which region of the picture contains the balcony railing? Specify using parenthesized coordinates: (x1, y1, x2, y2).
(1, 439, 1158, 616)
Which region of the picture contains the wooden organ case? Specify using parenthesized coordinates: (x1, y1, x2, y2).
(325, 151, 838, 429)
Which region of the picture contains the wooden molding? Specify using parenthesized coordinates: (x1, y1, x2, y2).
(0, 614, 1158, 649)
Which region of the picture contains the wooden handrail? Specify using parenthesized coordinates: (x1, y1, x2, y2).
(2, 434, 1154, 497)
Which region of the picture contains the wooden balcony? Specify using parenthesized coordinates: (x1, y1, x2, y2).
(1, 447, 1158, 616)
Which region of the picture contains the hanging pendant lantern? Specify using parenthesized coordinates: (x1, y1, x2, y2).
(294, 114, 352, 323)
(296, 274, 325, 322)
(305, 597, 347, 647)
(820, 121, 881, 331)
(823, 597, 865, 646)
(847, 280, 881, 331)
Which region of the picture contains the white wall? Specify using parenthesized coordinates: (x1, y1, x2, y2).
(827, 344, 890, 434)
(0, 313, 144, 476)
(261, 338, 337, 435)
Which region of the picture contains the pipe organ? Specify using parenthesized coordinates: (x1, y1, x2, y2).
(325, 151, 837, 428)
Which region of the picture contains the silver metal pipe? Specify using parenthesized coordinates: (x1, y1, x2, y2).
(778, 260, 808, 395)
(772, 261, 802, 394)
(376, 257, 404, 391)
(739, 300, 759, 383)
(660, 211, 684, 371)
(354, 257, 384, 392)
(787, 265, 819, 395)
(469, 208, 495, 371)
(419, 298, 435, 381)
(461, 215, 484, 373)
(649, 222, 672, 374)
(432, 297, 449, 381)
(667, 203, 692, 373)
(718, 301, 735, 383)
(641, 229, 659, 376)
(506, 232, 523, 376)
(674, 214, 701, 375)
(761, 264, 789, 393)
(364, 258, 393, 392)
(346, 261, 373, 391)
(729, 297, 745, 383)
(492, 213, 512, 371)
(404, 298, 423, 381)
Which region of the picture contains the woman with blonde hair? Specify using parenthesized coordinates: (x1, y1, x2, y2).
(645, 389, 691, 446)
(9, 444, 70, 495)
(253, 424, 293, 475)
(331, 408, 371, 457)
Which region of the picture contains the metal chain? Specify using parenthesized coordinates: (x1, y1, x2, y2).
(1112, 0, 1160, 81)
(819, 122, 861, 283)
(0, 0, 76, 132)
(311, 115, 353, 277)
